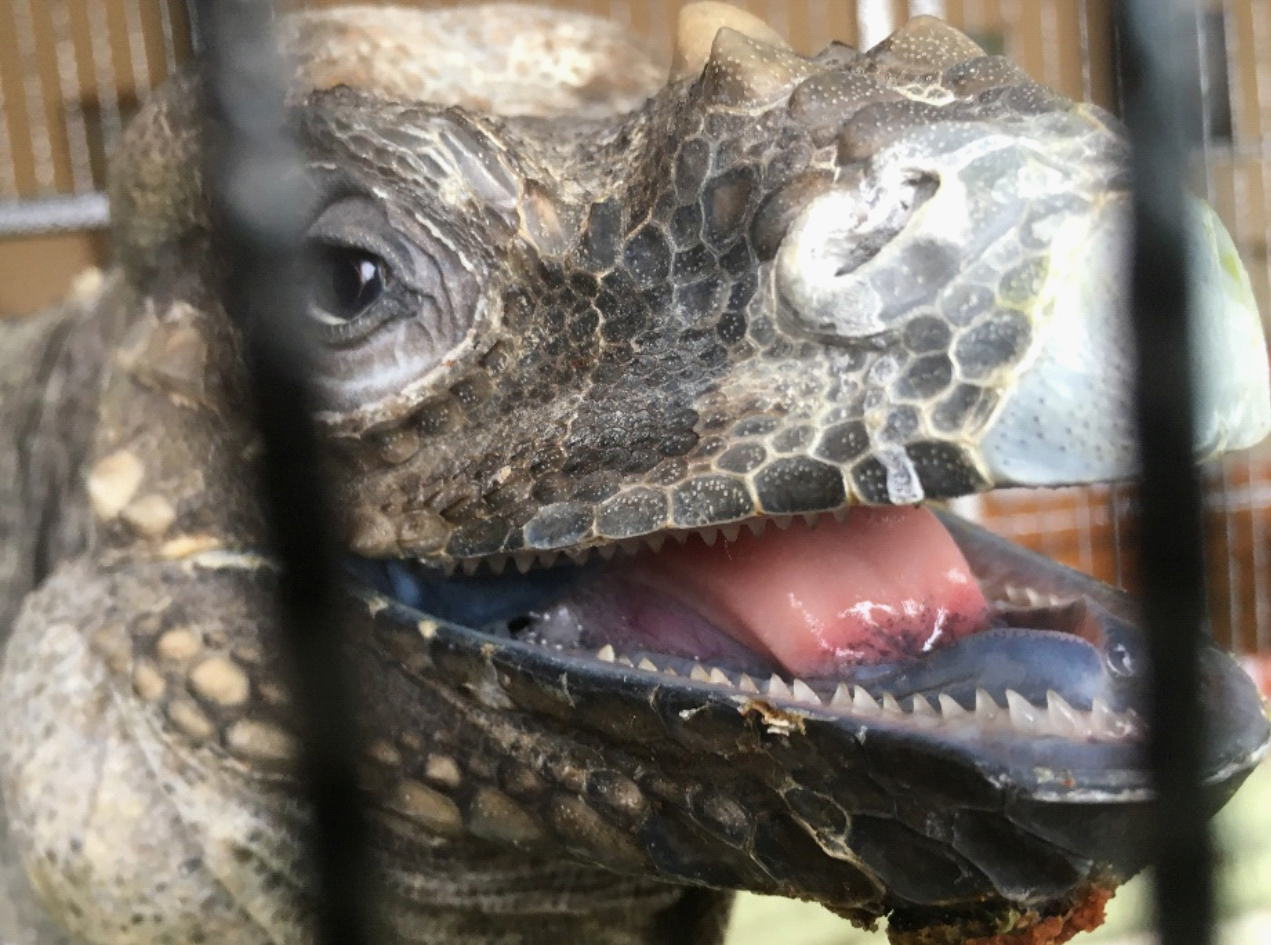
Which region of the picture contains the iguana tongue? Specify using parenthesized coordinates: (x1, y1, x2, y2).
(626, 507, 990, 677)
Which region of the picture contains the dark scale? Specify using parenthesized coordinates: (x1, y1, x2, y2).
(701, 166, 758, 251)
(954, 312, 1032, 380)
(897, 353, 955, 401)
(622, 225, 673, 288)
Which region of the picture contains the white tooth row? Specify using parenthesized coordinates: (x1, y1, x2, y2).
(592, 644, 1141, 742)
(444, 510, 855, 575)
(997, 583, 1070, 608)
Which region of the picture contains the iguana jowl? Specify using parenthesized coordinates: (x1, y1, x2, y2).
(1, 4, 1270, 945)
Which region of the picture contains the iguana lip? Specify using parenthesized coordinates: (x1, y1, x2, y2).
(349, 507, 1265, 752)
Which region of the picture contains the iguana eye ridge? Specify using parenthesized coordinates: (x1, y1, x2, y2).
(306, 243, 389, 329)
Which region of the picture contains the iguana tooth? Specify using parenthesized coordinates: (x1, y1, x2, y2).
(487, 557, 508, 576)
(643, 535, 666, 553)
(910, 694, 938, 720)
(1090, 697, 1132, 740)
(746, 520, 767, 538)
(616, 656, 634, 668)
(513, 553, 535, 574)
(790, 679, 820, 705)
(938, 694, 968, 720)
(1005, 690, 1044, 735)
(708, 668, 731, 687)
(637, 657, 659, 673)
(1046, 691, 1088, 739)
(771, 516, 793, 530)
(830, 683, 852, 708)
(880, 693, 904, 715)
(975, 689, 1003, 724)
(461, 559, 482, 577)
(738, 673, 759, 693)
(767, 675, 792, 699)
(718, 524, 740, 543)
(1002, 584, 1029, 606)
(852, 687, 880, 715)
(596, 645, 616, 663)
(690, 663, 711, 682)
(698, 528, 718, 548)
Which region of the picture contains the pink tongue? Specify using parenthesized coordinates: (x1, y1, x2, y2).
(626, 507, 990, 678)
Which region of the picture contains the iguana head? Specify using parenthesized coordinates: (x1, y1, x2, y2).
(103, 4, 1270, 941)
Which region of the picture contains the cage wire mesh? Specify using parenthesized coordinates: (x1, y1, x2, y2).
(0, 1, 1270, 943)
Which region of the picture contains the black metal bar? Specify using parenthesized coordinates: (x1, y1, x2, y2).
(1116, 2, 1213, 945)
(193, 3, 372, 944)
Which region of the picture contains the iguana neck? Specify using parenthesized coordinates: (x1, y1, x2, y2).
(0, 273, 136, 637)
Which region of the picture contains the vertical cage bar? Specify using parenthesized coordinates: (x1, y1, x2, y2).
(1117, 3, 1214, 945)
(857, 0, 896, 49)
(192, 2, 373, 943)
(907, 1, 949, 19)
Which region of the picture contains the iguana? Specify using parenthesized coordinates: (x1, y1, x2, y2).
(2, 4, 1269, 944)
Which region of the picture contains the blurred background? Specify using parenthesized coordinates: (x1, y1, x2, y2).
(1, 1, 1268, 942)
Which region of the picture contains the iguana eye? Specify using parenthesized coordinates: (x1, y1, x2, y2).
(307, 243, 389, 327)
(298, 189, 481, 414)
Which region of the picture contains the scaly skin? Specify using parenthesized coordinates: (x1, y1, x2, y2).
(2, 5, 1269, 945)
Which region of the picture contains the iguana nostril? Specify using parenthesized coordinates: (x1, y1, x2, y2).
(750, 170, 835, 261)
(774, 172, 938, 342)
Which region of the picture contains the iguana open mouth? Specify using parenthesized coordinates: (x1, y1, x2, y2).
(353, 501, 1260, 764)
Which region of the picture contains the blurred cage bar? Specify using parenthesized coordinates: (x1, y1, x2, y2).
(3, 0, 1269, 692)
